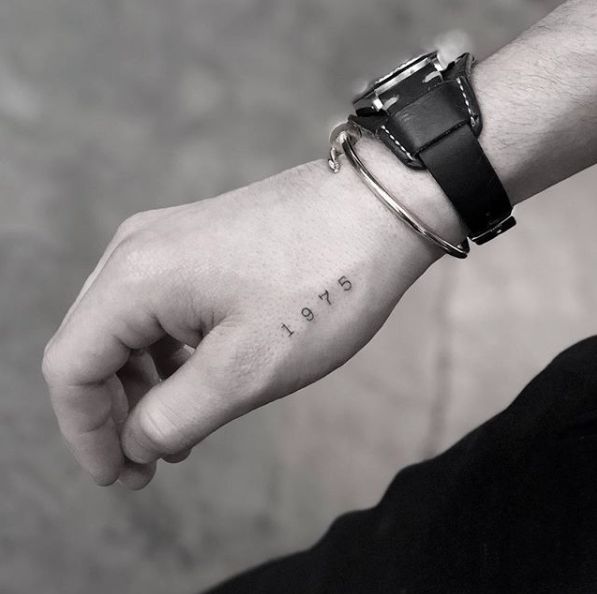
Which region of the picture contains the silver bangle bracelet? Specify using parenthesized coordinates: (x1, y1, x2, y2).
(328, 123, 470, 259)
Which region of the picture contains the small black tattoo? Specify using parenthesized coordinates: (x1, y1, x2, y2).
(301, 307, 315, 321)
(338, 276, 352, 291)
(281, 323, 295, 337)
(281, 275, 353, 337)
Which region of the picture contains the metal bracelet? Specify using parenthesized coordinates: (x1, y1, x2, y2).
(328, 123, 470, 259)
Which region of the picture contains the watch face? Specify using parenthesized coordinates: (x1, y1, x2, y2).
(353, 51, 441, 115)
(369, 52, 435, 92)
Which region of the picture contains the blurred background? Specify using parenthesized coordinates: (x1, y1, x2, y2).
(2, 0, 595, 592)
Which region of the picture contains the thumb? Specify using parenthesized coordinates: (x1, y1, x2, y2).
(121, 323, 267, 464)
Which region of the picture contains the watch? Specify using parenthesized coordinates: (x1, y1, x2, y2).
(349, 51, 515, 245)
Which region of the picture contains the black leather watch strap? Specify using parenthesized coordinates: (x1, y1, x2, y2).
(419, 124, 515, 243)
(349, 53, 515, 245)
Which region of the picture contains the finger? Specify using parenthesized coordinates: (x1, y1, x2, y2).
(118, 460, 157, 491)
(122, 325, 262, 464)
(51, 376, 127, 485)
(163, 449, 192, 464)
(149, 336, 194, 380)
(148, 338, 194, 465)
(118, 349, 160, 413)
(116, 352, 161, 489)
(43, 264, 165, 486)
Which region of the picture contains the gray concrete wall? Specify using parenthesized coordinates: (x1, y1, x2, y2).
(2, 0, 593, 592)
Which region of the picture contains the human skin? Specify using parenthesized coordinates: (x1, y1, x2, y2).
(42, 0, 597, 490)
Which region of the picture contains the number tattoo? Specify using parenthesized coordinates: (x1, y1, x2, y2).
(302, 307, 315, 321)
(281, 275, 353, 337)
(338, 276, 352, 291)
(281, 323, 295, 337)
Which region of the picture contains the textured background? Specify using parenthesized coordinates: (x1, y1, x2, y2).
(2, 0, 594, 592)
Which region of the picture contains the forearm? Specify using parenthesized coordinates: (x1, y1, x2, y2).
(478, 0, 597, 206)
(348, 0, 597, 260)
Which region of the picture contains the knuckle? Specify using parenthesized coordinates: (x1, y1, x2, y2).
(114, 217, 139, 243)
(111, 233, 156, 281)
(115, 211, 154, 240)
(42, 337, 83, 389)
(41, 341, 62, 383)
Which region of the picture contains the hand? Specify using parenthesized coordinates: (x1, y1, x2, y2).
(42, 140, 456, 490)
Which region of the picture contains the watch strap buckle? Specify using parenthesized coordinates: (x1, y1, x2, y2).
(470, 214, 517, 245)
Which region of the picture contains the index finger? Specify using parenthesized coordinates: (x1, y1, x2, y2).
(42, 262, 164, 485)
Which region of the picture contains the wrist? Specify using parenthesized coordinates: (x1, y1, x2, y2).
(334, 0, 597, 258)
(355, 135, 467, 255)
(313, 134, 465, 296)
(320, 0, 597, 279)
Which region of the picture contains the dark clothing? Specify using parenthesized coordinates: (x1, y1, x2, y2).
(206, 337, 597, 593)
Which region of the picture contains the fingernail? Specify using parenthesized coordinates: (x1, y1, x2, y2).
(122, 432, 157, 465)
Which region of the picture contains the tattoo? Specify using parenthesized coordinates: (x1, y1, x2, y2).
(302, 307, 315, 321)
(338, 276, 352, 291)
(281, 275, 353, 337)
(281, 323, 295, 337)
